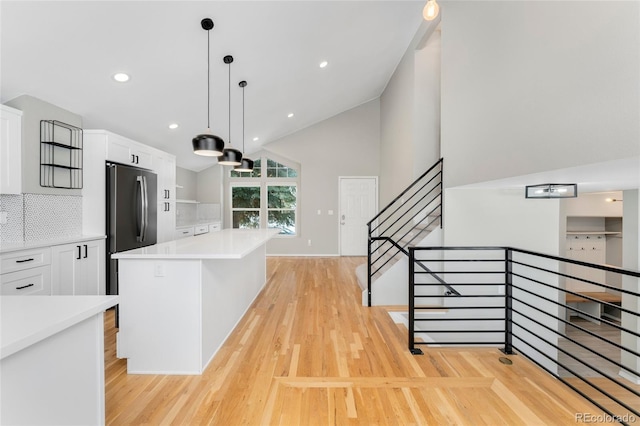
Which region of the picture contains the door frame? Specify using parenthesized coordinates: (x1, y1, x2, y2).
(338, 176, 378, 256)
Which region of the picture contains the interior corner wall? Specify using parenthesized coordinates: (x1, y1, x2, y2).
(379, 22, 441, 206)
(196, 165, 223, 204)
(621, 189, 640, 382)
(441, 1, 640, 189)
(262, 99, 381, 256)
(176, 167, 197, 201)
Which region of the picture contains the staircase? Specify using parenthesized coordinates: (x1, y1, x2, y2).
(356, 158, 447, 306)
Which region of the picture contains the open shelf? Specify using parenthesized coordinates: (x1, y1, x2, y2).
(40, 120, 83, 189)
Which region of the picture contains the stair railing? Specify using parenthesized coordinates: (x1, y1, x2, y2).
(366, 158, 455, 306)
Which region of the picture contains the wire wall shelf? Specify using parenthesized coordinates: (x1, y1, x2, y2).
(40, 120, 83, 189)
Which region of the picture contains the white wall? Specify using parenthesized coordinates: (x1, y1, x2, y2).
(176, 167, 197, 201)
(379, 21, 441, 206)
(263, 100, 381, 255)
(441, 1, 640, 188)
(444, 188, 564, 252)
(196, 165, 223, 205)
(563, 191, 623, 217)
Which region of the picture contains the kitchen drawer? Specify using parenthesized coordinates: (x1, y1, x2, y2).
(209, 223, 221, 232)
(175, 227, 194, 239)
(1, 248, 52, 274)
(1, 265, 51, 295)
(194, 225, 209, 235)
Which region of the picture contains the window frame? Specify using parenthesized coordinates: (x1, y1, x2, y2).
(227, 154, 300, 238)
(230, 183, 262, 230)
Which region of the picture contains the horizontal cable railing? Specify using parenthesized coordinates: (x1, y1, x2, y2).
(408, 246, 640, 424)
(366, 158, 445, 306)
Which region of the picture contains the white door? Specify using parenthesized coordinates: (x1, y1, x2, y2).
(339, 177, 378, 256)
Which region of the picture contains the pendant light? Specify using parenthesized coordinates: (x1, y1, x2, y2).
(234, 80, 254, 172)
(423, 0, 439, 21)
(218, 55, 243, 166)
(192, 18, 225, 157)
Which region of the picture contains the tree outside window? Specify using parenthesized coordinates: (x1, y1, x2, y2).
(267, 185, 296, 235)
(229, 156, 299, 235)
(231, 185, 260, 229)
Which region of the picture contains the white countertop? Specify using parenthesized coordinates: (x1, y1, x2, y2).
(1, 295, 119, 360)
(0, 235, 106, 254)
(113, 228, 279, 260)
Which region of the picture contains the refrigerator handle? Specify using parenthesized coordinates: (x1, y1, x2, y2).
(142, 175, 149, 242)
(136, 176, 146, 242)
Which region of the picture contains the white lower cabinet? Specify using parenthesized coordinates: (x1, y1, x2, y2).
(158, 201, 176, 243)
(51, 239, 105, 295)
(0, 247, 51, 295)
(0, 266, 51, 295)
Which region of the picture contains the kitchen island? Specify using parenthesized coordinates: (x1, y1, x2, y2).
(113, 228, 278, 374)
(1, 295, 118, 425)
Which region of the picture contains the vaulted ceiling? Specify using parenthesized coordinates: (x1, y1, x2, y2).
(1, 1, 424, 171)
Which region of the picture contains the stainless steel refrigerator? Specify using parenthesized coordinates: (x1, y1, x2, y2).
(106, 162, 157, 296)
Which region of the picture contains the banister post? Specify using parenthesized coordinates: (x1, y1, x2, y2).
(367, 223, 372, 307)
(502, 248, 514, 355)
(409, 247, 423, 354)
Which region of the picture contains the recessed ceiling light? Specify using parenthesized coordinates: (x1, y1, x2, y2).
(287, 113, 294, 118)
(253, 137, 259, 141)
(319, 61, 328, 68)
(113, 73, 130, 82)
(168, 123, 179, 130)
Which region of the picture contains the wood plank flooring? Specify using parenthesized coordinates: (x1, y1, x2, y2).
(104, 257, 618, 425)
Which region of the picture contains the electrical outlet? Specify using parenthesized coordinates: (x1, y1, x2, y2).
(0, 211, 7, 225)
(308, 239, 312, 246)
(317, 210, 322, 215)
(328, 210, 334, 215)
(154, 263, 165, 277)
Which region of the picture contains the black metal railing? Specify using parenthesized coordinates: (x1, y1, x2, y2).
(366, 158, 445, 306)
(408, 246, 640, 424)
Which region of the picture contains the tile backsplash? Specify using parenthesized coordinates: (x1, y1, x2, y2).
(0, 193, 82, 243)
(176, 202, 220, 227)
(0, 194, 24, 242)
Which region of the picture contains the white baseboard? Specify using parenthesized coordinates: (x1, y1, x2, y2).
(266, 253, 340, 257)
(619, 369, 640, 384)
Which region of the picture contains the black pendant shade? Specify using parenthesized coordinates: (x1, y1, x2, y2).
(234, 158, 254, 172)
(193, 133, 224, 156)
(218, 147, 243, 166)
(193, 18, 224, 157)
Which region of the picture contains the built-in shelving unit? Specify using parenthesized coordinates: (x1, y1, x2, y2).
(40, 120, 83, 189)
(566, 231, 621, 235)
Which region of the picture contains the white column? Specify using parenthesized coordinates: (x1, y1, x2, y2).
(621, 189, 640, 384)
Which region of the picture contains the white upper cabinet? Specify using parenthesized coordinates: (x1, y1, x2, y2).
(0, 105, 23, 194)
(105, 132, 153, 170)
(154, 151, 176, 243)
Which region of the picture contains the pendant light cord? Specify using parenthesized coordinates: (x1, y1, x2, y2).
(207, 29, 210, 130)
(228, 60, 231, 146)
(242, 84, 245, 153)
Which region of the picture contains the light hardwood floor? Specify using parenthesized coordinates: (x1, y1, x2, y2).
(105, 257, 618, 425)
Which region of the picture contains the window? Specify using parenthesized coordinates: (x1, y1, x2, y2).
(231, 185, 261, 229)
(267, 185, 297, 235)
(230, 158, 261, 178)
(228, 156, 299, 236)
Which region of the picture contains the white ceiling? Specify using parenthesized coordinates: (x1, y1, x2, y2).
(1, 1, 424, 171)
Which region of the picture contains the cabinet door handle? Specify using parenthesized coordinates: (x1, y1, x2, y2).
(131, 154, 136, 164)
(16, 283, 34, 290)
(167, 202, 170, 212)
(16, 258, 34, 263)
(135, 155, 140, 164)
(83, 244, 88, 258)
(167, 189, 170, 199)
(77, 245, 82, 259)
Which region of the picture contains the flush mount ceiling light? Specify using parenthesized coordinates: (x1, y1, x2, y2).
(234, 81, 254, 173)
(525, 183, 578, 199)
(319, 61, 328, 68)
(423, 0, 439, 21)
(218, 55, 243, 166)
(253, 137, 259, 142)
(287, 113, 294, 118)
(192, 18, 225, 157)
(113, 73, 130, 82)
(168, 123, 179, 130)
